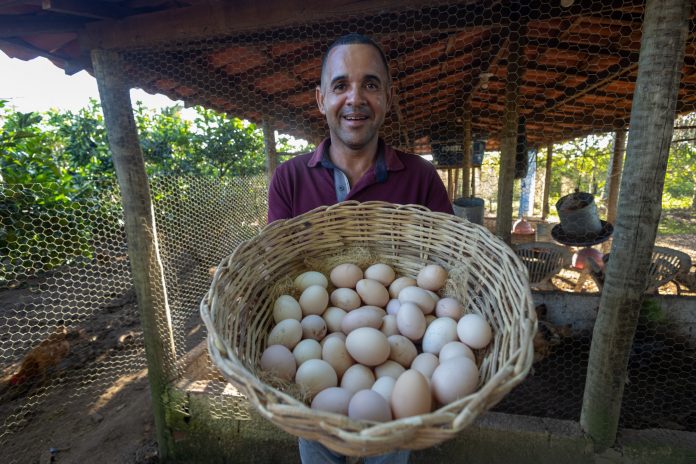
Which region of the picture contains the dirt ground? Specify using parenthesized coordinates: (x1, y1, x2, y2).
(1, 212, 694, 463)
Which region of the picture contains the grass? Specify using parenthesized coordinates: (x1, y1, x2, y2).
(658, 208, 695, 235)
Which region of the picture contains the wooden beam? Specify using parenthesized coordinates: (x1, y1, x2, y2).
(0, 37, 87, 74)
(580, 0, 690, 451)
(0, 15, 85, 37)
(262, 120, 278, 184)
(541, 144, 552, 220)
(43, 0, 127, 19)
(91, 48, 177, 461)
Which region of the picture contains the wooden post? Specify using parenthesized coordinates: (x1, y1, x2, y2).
(262, 120, 278, 184)
(462, 112, 472, 198)
(495, 15, 523, 243)
(541, 144, 553, 220)
(602, 129, 626, 252)
(91, 49, 177, 461)
(580, 0, 690, 451)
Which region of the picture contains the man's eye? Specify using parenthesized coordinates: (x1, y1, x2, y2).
(366, 82, 379, 90)
(333, 83, 346, 91)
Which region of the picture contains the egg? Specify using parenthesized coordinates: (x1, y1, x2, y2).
(371, 376, 396, 403)
(425, 315, 437, 327)
(321, 332, 346, 346)
(374, 360, 405, 379)
(421, 317, 458, 355)
(322, 306, 347, 333)
(380, 315, 399, 337)
(341, 364, 375, 394)
(386, 299, 401, 315)
(390, 369, 432, 419)
(292, 338, 322, 366)
(321, 336, 354, 378)
(398, 286, 435, 314)
(259, 344, 297, 381)
(426, 290, 440, 304)
(388, 277, 416, 299)
(457, 313, 493, 349)
(355, 279, 390, 307)
(295, 271, 328, 291)
(267, 319, 303, 349)
(395, 302, 427, 341)
(340, 306, 385, 334)
(345, 327, 390, 366)
(311, 387, 352, 415)
(387, 334, 418, 367)
(299, 285, 329, 316)
(410, 352, 439, 380)
(435, 297, 464, 320)
(439, 341, 476, 363)
(295, 359, 338, 398)
(330, 263, 363, 288)
(348, 389, 392, 422)
(364, 263, 396, 286)
(330, 288, 362, 311)
(416, 264, 448, 291)
(273, 295, 302, 322)
(301, 315, 327, 341)
(430, 357, 479, 405)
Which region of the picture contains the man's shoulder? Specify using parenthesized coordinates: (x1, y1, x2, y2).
(388, 146, 437, 172)
(276, 151, 315, 175)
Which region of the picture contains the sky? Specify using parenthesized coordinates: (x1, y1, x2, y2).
(0, 52, 182, 113)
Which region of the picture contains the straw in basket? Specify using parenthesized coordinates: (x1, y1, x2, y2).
(200, 201, 536, 456)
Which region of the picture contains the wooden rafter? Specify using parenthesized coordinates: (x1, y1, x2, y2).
(0, 15, 85, 37)
(42, 0, 127, 19)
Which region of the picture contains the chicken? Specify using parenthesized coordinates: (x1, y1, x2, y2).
(8, 327, 73, 386)
(533, 304, 572, 364)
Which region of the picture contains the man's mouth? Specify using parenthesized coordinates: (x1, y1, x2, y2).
(343, 114, 369, 121)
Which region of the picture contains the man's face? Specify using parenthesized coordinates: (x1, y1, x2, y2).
(316, 44, 392, 152)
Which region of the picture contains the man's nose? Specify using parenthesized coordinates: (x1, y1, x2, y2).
(345, 84, 365, 105)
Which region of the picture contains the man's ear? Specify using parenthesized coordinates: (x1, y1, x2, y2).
(316, 86, 326, 115)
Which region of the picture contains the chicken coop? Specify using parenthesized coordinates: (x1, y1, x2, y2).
(1, 0, 695, 462)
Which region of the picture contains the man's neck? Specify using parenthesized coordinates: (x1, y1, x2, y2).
(327, 138, 380, 186)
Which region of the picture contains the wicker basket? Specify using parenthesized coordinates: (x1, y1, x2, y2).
(200, 201, 536, 456)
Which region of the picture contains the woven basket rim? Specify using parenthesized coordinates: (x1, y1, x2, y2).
(201, 201, 536, 456)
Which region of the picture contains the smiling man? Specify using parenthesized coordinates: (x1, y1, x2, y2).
(268, 33, 453, 222)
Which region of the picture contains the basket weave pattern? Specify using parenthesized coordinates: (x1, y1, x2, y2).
(201, 201, 536, 456)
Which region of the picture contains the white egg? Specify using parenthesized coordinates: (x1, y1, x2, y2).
(273, 295, 302, 323)
(311, 387, 352, 415)
(457, 313, 493, 349)
(330, 288, 362, 311)
(295, 271, 328, 291)
(374, 360, 406, 379)
(341, 364, 375, 395)
(395, 302, 427, 341)
(295, 359, 338, 398)
(301, 315, 327, 341)
(364, 263, 396, 286)
(349, 389, 392, 422)
(323, 306, 347, 333)
(421, 317, 458, 355)
(356, 279, 390, 307)
(321, 336, 354, 379)
(398, 286, 435, 315)
(292, 338, 322, 366)
(388, 277, 416, 299)
(267, 319, 303, 349)
(410, 352, 439, 380)
(345, 327, 390, 366)
(299, 285, 329, 316)
(380, 314, 399, 337)
(371, 376, 396, 403)
(386, 299, 401, 315)
(341, 306, 384, 334)
(330, 263, 363, 288)
(259, 344, 296, 381)
(417, 264, 448, 291)
(435, 297, 464, 320)
(439, 341, 476, 363)
(387, 334, 418, 367)
(431, 357, 479, 405)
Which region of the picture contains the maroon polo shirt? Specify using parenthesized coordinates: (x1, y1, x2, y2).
(268, 138, 454, 222)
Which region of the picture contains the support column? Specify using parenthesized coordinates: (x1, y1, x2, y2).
(606, 128, 626, 227)
(580, 0, 690, 451)
(92, 49, 177, 461)
(262, 120, 278, 184)
(462, 112, 472, 198)
(541, 145, 553, 220)
(495, 12, 523, 243)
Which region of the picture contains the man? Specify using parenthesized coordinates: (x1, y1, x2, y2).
(267, 34, 453, 463)
(268, 33, 453, 222)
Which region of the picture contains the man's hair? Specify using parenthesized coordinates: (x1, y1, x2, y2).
(320, 33, 391, 88)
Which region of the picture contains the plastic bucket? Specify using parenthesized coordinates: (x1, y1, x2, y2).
(555, 192, 602, 235)
(453, 197, 485, 225)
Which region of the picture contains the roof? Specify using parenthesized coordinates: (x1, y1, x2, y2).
(2, 0, 695, 149)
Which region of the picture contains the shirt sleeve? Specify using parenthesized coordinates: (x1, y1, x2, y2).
(267, 166, 293, 223)
(425, 166, 455, 215)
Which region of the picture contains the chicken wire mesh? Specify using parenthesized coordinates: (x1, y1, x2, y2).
(1, 0, 696, 461)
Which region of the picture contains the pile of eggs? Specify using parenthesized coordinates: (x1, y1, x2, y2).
(259, 262, 492, 423)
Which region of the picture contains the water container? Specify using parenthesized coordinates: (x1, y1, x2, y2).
(453, 197, 485, 225)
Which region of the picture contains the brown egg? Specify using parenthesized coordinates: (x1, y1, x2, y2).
(364, 263, 396, 286)
(416, 264, 448, 291)
(390, 369, 432, 419)
(330, 263, 363, 288)
(356, 279, 390, 307)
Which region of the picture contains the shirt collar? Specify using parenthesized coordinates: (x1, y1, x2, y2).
(307, 138, 405, 174)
